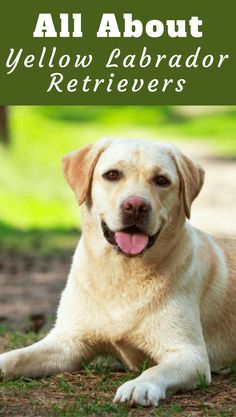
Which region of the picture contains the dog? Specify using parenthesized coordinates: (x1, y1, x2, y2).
(0, 138, 235, 407)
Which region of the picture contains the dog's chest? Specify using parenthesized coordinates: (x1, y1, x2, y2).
(78, 276, 167, 340)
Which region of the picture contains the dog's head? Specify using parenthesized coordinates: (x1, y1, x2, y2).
(63, 139, 204, 257)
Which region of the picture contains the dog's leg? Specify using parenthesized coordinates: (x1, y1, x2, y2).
(113, 345, 211, 407)
(0, 329, 93, 379)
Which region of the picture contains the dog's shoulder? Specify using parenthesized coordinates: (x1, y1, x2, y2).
(215, 237, 236, 279)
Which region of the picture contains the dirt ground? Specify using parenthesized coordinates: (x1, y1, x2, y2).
(0, 141, 235, 416)
(179, 142, 236, 237)
(0, 369, 235, 417)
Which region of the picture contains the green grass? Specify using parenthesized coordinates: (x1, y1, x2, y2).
(81, 355, 117, 375)
(49, 399, 129, 417)
(0, 324, 48, 350)
(1, 378, 43, 392)
(197, 372, 212, 393)
(0, 106, 236, 254)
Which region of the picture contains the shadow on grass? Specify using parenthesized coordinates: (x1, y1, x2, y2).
(0, 221, 80, 258)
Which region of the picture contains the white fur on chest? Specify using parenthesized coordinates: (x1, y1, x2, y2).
(56, 240, 171, 342)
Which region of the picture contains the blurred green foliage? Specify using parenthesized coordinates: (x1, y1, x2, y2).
(0, 221, 78, 257)
(0, 106, 235, 254)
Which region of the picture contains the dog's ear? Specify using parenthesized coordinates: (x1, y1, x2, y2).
(172, 152, 205, 219)
(62, 144, 104, 205)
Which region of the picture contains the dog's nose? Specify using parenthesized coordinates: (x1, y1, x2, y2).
(122, 196, 150, 220)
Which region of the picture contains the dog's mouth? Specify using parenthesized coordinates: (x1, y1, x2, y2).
(101, 222, 161, 256)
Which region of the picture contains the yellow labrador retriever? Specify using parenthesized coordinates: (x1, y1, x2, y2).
(0, 138, 235, 407)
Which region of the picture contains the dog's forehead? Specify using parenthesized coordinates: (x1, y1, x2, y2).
(97, 139, 177, 174)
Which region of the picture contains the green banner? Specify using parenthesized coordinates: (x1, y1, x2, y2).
(0, 0, 235, 104)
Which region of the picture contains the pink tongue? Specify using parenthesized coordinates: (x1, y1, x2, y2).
(114, 231, 149, 255)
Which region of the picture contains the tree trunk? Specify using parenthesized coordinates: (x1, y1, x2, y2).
(0, 106, 9, 146)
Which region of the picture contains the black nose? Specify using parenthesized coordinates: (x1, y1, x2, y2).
(122, 196, 150, 220)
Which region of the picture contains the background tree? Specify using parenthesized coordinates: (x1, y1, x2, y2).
(0, 106, 9, 145)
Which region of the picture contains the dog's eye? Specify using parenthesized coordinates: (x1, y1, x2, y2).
(103, 170, 122, 181)
(154, 175, 171, 187)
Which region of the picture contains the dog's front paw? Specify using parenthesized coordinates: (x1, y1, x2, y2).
(0, 352, 13, 379)
(113, 378, 165, 407)
(0, 353, 9, 379)
(0, 351, 22, 380)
